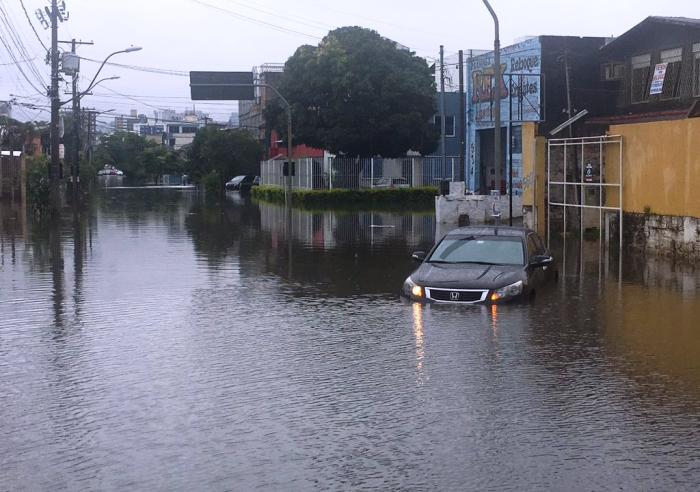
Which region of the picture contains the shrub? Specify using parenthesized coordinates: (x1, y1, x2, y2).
(201, 171, 222, 196)
(25, 155, 50, 214)
(251, 185, 438, 210)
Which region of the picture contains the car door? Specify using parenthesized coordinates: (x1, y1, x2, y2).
(526, 234, 546, 290)
(532, 233, 555, 282)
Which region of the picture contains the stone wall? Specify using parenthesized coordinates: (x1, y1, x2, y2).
(624, 212, 700, 261)
(435, 193, 523, 226)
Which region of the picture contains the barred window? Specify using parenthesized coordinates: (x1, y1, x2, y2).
(660, 48, 683, 100)
(631, 54, 651, 103)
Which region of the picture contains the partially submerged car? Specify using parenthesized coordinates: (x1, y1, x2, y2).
(225, 175, 259, 191)
(402, 226, 557, 304)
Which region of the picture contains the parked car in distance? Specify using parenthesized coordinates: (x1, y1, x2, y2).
(374, 177, 410, 189)
(225, 175, 259, 191)
(402, 226, 557, 304)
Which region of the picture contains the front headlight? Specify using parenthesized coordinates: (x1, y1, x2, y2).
(403, 276, 424, 299)
(491, 280, 523, 301)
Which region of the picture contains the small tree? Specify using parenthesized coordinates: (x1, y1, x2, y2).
(267, 27, 438, 157)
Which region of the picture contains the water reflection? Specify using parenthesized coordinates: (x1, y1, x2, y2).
(1, 190, 700, 489)
(411, 302, 425, 384)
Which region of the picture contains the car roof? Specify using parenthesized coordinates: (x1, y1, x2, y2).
(445, 225, 534, 238)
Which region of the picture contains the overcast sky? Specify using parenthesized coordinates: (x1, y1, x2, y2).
(2, 0, 700, 123)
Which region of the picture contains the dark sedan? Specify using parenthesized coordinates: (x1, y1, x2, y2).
(402, 226, 557, 304)
(225, 175, 259, 191)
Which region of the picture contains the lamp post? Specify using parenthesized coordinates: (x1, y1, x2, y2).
(65, 47, 141, 200)
(482, 0, 501, 196)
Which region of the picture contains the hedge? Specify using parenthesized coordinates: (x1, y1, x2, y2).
(251, 185, 438, 209)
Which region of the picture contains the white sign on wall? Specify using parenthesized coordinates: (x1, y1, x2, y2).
(649, 63, 668, 95)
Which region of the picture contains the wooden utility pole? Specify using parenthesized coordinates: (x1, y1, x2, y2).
(58, 38, 93, 201)
(49, 0, 60, 207)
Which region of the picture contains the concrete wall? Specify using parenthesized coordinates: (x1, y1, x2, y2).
(607, 118, 700, 218)
(520, 122, 546, 235)
(605, 118, 700, 259)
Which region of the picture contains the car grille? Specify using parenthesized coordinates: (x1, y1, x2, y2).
(426, 288, 487, 303)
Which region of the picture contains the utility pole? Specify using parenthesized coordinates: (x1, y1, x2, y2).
(458, 50, 465, 184)
(49, 0, 61, 208)
(482, 0, 501, 195)
(59, 38, 93, 201)
(439, 45, 446, 168)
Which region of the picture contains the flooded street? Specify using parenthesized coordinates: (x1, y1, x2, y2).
(2, 189, 700, 490)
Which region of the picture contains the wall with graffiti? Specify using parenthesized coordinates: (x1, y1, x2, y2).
(466, 37, 542, 194)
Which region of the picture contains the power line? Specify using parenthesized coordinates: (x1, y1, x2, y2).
(0, 56, 36, 65)
(0, 1, 48, 94)
(18, 0, 48, 53)
(189, 0, 321, 40)
(222, 0, 332, 31)
(79, 56, 190, 77)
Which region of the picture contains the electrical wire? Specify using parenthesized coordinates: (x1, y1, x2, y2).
(0, 1, 48, 95)
(79, 56, 190, 77)
(0, 1, 47, 85)
(0, 56, 36, 65)
(18, 0, 48, 52)
(189, 0, 321, 40)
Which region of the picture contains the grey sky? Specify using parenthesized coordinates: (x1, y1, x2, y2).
(3, 0, 700, 123)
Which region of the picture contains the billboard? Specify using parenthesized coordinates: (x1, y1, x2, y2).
(468, 37, 543, 126)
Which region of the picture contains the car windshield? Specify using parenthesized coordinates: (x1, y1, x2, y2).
(427, 235, 525, 265)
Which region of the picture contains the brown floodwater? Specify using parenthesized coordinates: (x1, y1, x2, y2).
(1, 189, 699, 490)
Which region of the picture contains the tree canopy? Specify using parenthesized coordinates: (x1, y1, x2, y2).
(269, 26, 438, 158)
(186, 127, 262, 182)
(93, 132, 184, 183)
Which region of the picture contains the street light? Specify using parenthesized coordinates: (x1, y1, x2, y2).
(482, 0, 501, 196)
(67, 47, 140, 199)
(83, 46, 141, 97)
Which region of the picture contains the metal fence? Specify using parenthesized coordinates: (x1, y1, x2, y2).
(0, 153, 25, 201)
(260, 156, 459, 190)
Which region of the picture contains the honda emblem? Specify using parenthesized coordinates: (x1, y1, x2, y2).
(450, 291, 460, 301)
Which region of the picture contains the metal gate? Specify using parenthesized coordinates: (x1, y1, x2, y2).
(547, 135, 623, 251)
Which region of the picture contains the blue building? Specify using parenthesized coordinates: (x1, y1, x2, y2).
(466, 35, 606, 194)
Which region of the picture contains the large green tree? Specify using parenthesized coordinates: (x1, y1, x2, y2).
(186, 127, 262, 189)
(268, 27, 438, 158)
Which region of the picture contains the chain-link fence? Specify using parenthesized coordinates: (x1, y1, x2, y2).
(260, 156, 459, 190)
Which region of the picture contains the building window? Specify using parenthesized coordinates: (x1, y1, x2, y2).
(433, 115, 455, 137)
(660, 47, 683, 100)
(601, 62, 624, 81)
(631, 53, 651, 103)
(181, 126, 198, 134)
(168, 125, 180, 134)
(693, 43, 700, 97)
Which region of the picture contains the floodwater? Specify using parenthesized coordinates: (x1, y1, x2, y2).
(1, 189, 699, 491)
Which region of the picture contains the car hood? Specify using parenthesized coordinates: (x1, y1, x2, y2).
(411, 262, 525, 290)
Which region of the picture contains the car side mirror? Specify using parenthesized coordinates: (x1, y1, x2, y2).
(531, 255, 553, 267)
(412, 251, 426, 262)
